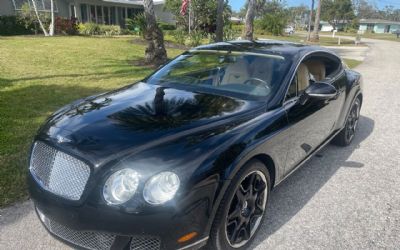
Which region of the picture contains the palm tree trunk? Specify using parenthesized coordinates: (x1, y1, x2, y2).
(31, 0, 49, 36)
(311, 0, 321, 42)
(49, 0, 55, 36)
(243, 0, 256, 41)
(215, 0, 224, 42)
(143, 0, 168, 66)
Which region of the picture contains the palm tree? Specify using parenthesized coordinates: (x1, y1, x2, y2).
(143, 0, 168, 66)
(243, 0, 256, 40)
(310, 0, 321, 42)
(215, 0, 225, 42)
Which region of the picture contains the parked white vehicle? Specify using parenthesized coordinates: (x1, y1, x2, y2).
(284, 26, 295, 35)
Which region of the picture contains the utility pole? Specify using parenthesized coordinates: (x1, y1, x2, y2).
(307, 0, 314, 41)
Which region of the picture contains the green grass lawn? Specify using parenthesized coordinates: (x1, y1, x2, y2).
(0, 35, 361, 207)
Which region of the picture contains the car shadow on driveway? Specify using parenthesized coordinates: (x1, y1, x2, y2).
(250, 115, 374, 249)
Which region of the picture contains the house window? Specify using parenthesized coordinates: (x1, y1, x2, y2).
(104, 6, 110, 25)
(110, 7, 116, 25)
(97, 5, 103, 24)
(70, 4, 76, 18)
(90, 5, 96, 23)
(81, 4, 88, 23)
(118, 7, 126, 27)
(12, 0, 58, 12)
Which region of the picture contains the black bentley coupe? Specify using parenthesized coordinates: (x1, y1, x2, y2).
(28, 40, 363, 250)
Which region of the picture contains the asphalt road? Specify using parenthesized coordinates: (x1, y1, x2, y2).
(1, 38, 400, 250)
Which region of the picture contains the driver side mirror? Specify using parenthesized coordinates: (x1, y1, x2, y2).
(299, 82, 338, 105)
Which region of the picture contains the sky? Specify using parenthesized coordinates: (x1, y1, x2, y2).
(229, 0, 400, 12)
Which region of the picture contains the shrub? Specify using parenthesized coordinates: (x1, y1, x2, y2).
(188, 30, 204, 47)
(55, 17, 78, 35)
(158, 21, 176, 31)
(0, 16, 33, 36)
(172, 29, 187, 45)
(78, 23, 100, 35)
(99, 25, 121, 36)
(258, 13, 288, 36)
(125, 13, 147, 37)
(78, 23, 121, 36)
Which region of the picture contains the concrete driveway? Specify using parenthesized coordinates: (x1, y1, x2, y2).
(1, 38, 400, 250)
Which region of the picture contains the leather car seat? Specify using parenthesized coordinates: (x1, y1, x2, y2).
(248, 58, 273, 84)
(305, 60, 326, 81)
(297, 63, 310, 92)
(220, 59, 249, 85)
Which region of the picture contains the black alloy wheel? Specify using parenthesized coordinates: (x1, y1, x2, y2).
(332, 97, 361, 146)
(207, 160, 270, 250)
(225, 170, 268, 248)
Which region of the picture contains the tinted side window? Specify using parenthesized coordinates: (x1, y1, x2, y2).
(286, 75, 298, 99)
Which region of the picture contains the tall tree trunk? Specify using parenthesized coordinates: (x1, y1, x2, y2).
(310, 0, 321, 42)
(31, 0, 49, 36)
(143, 0, 168, 66)
(307, 0, 314, 41)
(243, 0, 256, 40)
(215, 0, 224, 42)
(49, 0, 55, 36)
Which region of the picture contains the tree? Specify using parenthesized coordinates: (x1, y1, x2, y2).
(165, 0, 231, 33)
(30, 0, 56, 36)
(215, 0, 224, 42)
(143, 0, 168, 66)
(311, 0, 321, 41)
(288, 5, 309, 29)
(243, 0, 256, 40)
(321, 0, 355, 31)
(31, 0, 48, 36)
(49, 0, 55, 36)
(257, 1, 289, 36)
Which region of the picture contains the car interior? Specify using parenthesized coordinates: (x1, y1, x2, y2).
(286, 55, 342, 100)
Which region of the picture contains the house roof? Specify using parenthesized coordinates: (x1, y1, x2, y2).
(359, 19, 400, 25)
(101, 0, 165, 5)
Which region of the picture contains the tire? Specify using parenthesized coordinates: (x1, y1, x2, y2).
(332, 97, 361, 146)
(207, 159, 271, 250)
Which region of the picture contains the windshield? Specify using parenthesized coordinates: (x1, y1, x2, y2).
(146, 50, 290, 99)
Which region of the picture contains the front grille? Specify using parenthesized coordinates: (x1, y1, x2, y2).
(30, 141, 90, 200)
(37, 207, 161, 250)
(130, 236, 161, 250)
(40, 212, 116, 250)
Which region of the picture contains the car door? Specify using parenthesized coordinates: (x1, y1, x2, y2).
(283, 53, 346, 174)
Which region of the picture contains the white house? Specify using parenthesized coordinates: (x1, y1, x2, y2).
(1, 0, 175, 27)
(358, 19, 400, 33)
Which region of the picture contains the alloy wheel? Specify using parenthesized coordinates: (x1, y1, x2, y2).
(346, 100, 360, 142)
(225, 170, 268, 248)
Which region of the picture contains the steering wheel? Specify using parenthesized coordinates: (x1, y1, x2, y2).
(243, 78, 272, 91)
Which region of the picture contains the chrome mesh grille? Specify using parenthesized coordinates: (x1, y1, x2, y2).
(41, 214, 116, 250)
(130, 236, 161, 250)
(30, 141, 90, 200)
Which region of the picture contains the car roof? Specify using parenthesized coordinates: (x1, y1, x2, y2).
(192, 40, 335, 59)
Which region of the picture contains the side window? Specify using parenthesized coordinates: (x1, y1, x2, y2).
(286, 75, 298, 100)
(324, 57, 342, 78)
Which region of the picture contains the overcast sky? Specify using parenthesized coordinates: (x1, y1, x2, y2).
(230, 0, 400, 11)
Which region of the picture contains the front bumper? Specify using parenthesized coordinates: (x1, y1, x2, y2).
(29, 173, 217, 250)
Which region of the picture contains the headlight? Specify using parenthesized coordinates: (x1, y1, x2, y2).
(103, 169, 140, 205)
(143, 172, 180, 205)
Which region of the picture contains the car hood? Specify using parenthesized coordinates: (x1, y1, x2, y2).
(38, 82, 265, 166)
